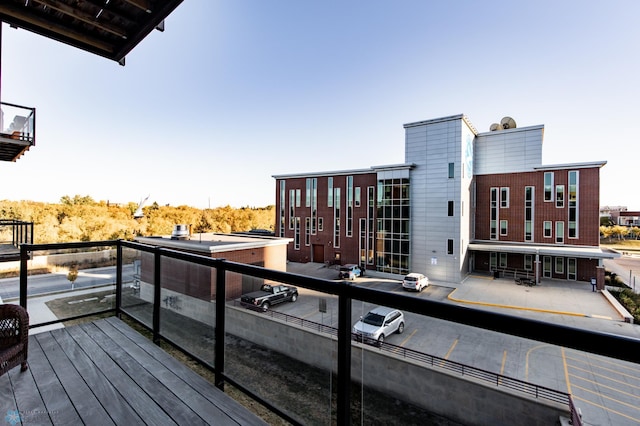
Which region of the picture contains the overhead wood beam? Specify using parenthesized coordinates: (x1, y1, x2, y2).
(30, 0, 129, 39)
(121, 0, 152, 13)
(0, 5, 115, 53)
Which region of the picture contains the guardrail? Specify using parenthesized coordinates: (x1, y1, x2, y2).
(18, 240, 640, 424)
(243, 304, 571, 406)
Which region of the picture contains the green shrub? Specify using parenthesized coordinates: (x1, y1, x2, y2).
(610, 288, 640, 323)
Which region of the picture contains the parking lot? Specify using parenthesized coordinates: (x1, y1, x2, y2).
(275, 260, 640, 426)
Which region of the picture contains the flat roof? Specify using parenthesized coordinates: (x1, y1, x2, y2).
(272, 163, 414, 180)
(135, 233, 292, 255)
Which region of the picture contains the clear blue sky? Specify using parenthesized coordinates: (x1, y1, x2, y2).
(1, 1, 638, 210)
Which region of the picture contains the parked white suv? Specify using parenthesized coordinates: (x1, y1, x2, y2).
(352, 306, 405, 346)
(402, 273, 429, 292)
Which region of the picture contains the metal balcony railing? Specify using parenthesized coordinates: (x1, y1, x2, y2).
(14, 240, 640, 425)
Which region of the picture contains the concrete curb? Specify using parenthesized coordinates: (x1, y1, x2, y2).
(600, 289, 634, 323)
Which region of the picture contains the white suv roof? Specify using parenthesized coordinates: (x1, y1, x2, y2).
(368, 306, 396, 316)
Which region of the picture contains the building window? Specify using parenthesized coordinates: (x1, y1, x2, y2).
(499, 253, 507, 268)
(306, 178, 311, 207)
(543, 256, 552, 278)
(367, 186, 375, 265)
(544, 172, 554, 202)
(500, 187, 509, 208)
(289, 189, 295, 230)
(334, 188, 340, 248)
(568, 171, 579, 238)
(524, 255, 533, 271)
(556, 221, 564, 244)
(327, 177, 333, 207)
(305, 217, 310, 246)
(294, 217, 300, 250)
(448, 163, 454, 178)
(543, 221, 552, 238)
(490, 188, 498, 240)
(500, 220, 508, 236)
(447, 239, 454, 255)
(347, 176, 353, 237)
(490, 252, 497, 270)
(556, 185, 564, 208)
(279, 181, 286, 237)
(310, 178, 317, 235)
(318, 217, 323, 232)
(376, 174, 410, 275)
(355, 187, 361, 207)
(555, 257, 564, 274)
(567, 258, 577, 280)
(524, 186, 534, 242)
(448, 200, 454, 217)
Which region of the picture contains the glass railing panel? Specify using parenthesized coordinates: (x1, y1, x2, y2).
(119, 246, 153, 328)
(1, 102, 35, 142)
(158, 255, 216, 366)
(21, 245, 117, 330)
(225, 271, 338, 425)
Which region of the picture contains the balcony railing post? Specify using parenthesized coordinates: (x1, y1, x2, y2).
(115, 242, 122, 316)
(152, 248, 162, 344)
(19, 244, 29, 308)
(337, 293, 352, 425)
(214, 259, 227, 391)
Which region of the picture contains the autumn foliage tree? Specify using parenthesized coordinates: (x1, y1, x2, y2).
(0, 196, 275, 244)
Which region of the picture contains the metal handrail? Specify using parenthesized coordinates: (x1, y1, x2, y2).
(19, 240, 637, 424)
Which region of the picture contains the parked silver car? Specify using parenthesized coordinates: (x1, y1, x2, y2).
(352, 306, 405, 346)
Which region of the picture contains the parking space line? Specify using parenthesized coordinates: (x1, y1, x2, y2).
(562, 347, 572, 395)
(443, 339, 458, 361)
(572, 394, 640, 424)
(572, 383, 640, 417)
(569, 365, 640, 391)
(500, 350, 507, 376)
(570, 373, 640, 399)
(399, 329, 417, 347)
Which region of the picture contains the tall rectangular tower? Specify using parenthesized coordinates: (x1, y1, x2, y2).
(404, 115, 476, 283)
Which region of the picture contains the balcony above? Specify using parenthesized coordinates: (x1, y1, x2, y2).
(0, 0, 184, 64)
(0, 102, 35, 162)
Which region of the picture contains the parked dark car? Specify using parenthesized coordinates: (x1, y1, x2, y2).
(240, 284, 298, 312)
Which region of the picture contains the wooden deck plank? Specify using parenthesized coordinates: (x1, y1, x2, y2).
(104, 317, 269, 426)
(26, 335, 83, 425)
(7, 358, 52, 425)
(0, 367, 20, 421)
(2, 318, 267, 426)
(90, 319, 246, 426)
(81, 321, 213, 426)
(49, 328, 142, 425)
(34, 332, 114, 426)
(63, 325, 178, 426)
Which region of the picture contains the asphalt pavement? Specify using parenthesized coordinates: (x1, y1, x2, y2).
(286, 261, 640, 340)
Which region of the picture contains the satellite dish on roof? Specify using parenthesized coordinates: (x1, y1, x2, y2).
(500, 116, 517, 129)
(489, 123, 501, 131)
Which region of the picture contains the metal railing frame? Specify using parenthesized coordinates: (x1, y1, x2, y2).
(19, 240, 640, 424)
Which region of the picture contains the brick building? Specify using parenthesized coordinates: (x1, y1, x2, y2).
(273, 114, 618, 286)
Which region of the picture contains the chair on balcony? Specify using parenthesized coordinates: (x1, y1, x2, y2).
(0, 304, 29, 376)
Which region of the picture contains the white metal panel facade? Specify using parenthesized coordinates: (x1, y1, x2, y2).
(474, 125, 544, 175)
(405, 115, 471, 283)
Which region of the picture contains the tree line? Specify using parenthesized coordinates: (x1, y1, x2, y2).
(600, 225, 640, 241)
(0, 195, 275, 244)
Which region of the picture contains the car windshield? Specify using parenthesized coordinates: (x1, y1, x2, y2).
(362, 313, 385, 326)
(405, 276, 417, 281)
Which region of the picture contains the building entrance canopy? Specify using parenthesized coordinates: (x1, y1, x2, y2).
(469, 241, 620, 260)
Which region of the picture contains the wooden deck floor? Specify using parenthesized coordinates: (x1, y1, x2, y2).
(0, 317, 267, 425)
